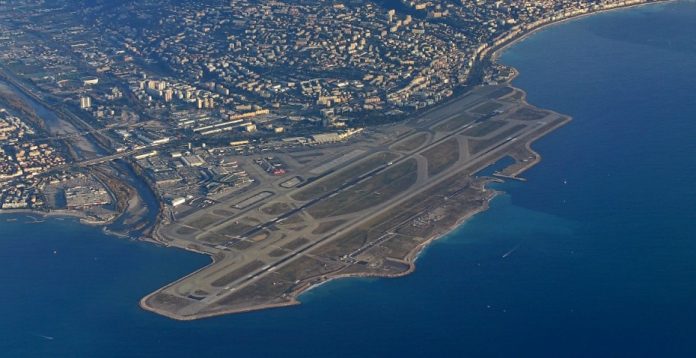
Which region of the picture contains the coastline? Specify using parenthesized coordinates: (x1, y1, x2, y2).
(0, 207, 116, 226)
(359, 0, 679, 303)
(3, 3, 696, 354)
(5, 0, 670, 321)
(489, 0, 672, 63)
(141, 0, 650, 319)
(139, 186, 500, 321)
(139, 82, 574, 319)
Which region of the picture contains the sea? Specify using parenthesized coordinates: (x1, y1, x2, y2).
(2, 1, 696, 356)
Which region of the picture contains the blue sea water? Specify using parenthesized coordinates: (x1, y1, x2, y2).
(3, 2, 696, 356)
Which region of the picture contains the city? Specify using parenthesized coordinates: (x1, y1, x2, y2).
(0, 0, 660, 318)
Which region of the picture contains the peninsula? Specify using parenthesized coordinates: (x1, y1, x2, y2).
(0, 0, 664, 319)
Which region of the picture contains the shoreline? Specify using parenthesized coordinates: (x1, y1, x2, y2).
(139, 84, 574, 319)
(489, 0, 672, 63)
(0, 208, 116, 226)
(140, 185, 501, 321)
(6, 0, 668, 321)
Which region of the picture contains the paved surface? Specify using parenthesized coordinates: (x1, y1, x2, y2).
(142, 85, 570, 319)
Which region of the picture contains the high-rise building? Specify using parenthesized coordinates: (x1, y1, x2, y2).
(80, 96, 91, 109)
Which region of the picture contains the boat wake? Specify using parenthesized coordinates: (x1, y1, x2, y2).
(502, 244, 521, 258)
(34, 333, 54, 341)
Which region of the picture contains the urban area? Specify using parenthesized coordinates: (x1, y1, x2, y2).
(0, 0, 658, 318)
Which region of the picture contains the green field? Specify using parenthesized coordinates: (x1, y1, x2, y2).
(469, 124, 526, 154)
(215, 220, 255, 237)
(510, 107, 549, 121)
(292, 152, 399, 202)
(471, 101, 504, 115)
(261, 202, 293, 216)
(422, 138, 460, 176)
(391, 132, 429, 152)
(187, 214, 224, 229)
(312, 220, 347, 234)
(432, 113, 477, 133)
(210, 260, 266, 287)
(307, 158, 418, 219)
(463, 120, 506, 137)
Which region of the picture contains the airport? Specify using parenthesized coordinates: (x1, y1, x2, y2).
(142, 84, 571, 319)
